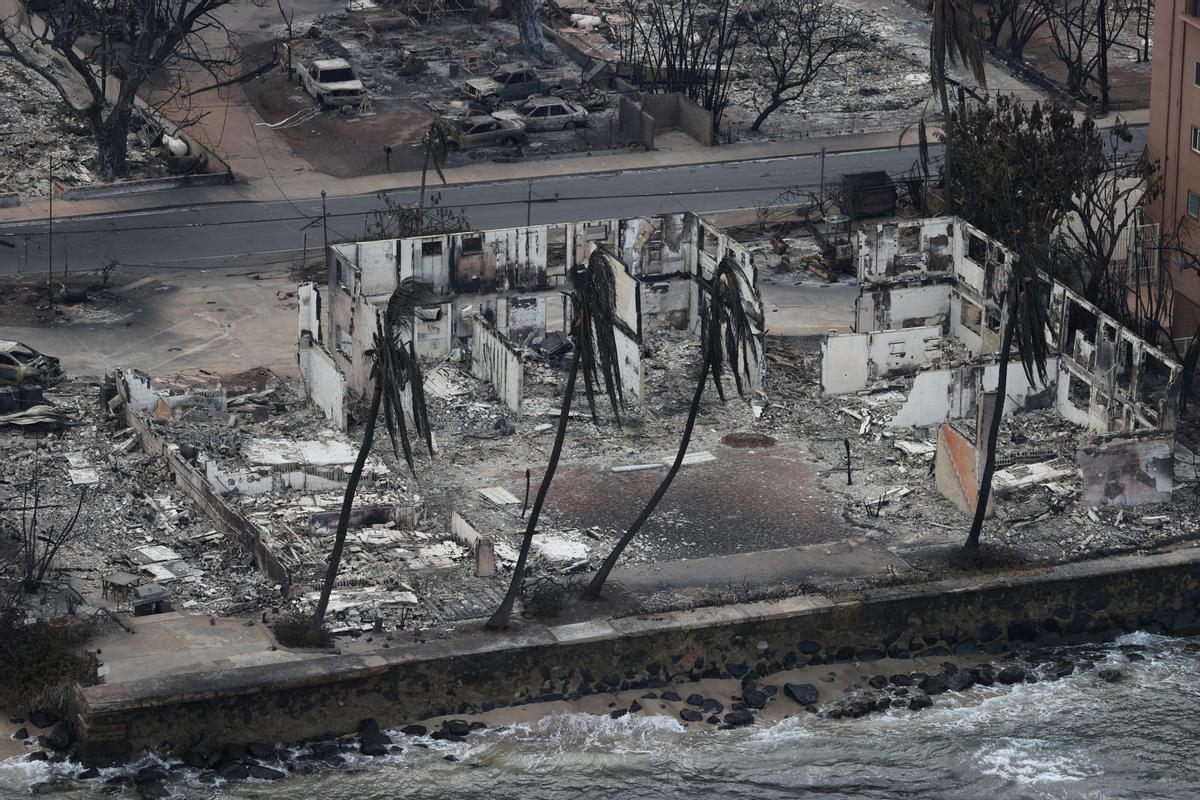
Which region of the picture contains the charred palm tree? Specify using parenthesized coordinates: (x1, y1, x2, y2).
(584, 253, 762, 600)
(929, 0, 987, 213)
(486, 245, 626, 630)
(311, 280, 435, 637)
(965, 253, 1050, 548)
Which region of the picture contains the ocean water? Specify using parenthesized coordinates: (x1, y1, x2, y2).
(4, 632, 1200, 800)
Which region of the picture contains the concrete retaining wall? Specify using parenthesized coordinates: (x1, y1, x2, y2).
(73, 545, 1200, 763)
(58, 172, 232, 201)
(618, 96, 655, 149)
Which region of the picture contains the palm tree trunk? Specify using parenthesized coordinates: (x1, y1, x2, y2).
(939, 76, 955, 215)
(965, 284, 1018, 548)
(311, 379, 383, 635)
(585, 341, 712, 600)
(487, 345, 581, 630)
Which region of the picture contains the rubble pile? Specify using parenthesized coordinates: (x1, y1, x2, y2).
(0, 381, 276, 618)
(0, 61, 168, 197)
(756, 343, 1200, 561)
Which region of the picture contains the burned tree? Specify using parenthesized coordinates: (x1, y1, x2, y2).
(504, 0, 547, 61)
(745, 0, 869, 132)
(928, 0, 987, 214)
(1, 447, 87, 593)
(948, 94, 1099, 251)
(1037, 0, 1137, 111)
(615, 0, 742, 131)
(1054, 122, 1161, 306)
(585, 252, 761, 599)
(984, 0, 1050, 59)
(487, 245, 626, 630)
(0, 0, 241, 179)
(311, 281, 436, 639)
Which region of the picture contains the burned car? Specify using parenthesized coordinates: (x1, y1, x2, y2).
(444, 115, 527, 150)
(514, 97, 589, 131)
(0, 341, 61, 385)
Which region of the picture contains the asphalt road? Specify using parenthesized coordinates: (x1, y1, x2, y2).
(0, 125, 1147, 275)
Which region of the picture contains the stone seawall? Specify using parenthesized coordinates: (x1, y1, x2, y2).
(73, 546, 1200, 764)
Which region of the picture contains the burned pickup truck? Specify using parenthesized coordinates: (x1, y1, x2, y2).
(462, 64, 578, 105)
(297, 57, 367, 108)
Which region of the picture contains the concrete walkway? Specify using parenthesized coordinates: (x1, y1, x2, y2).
(0, 126, 930, 223)
(1, 106, 1149, 225)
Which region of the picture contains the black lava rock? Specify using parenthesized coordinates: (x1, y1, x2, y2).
(401, 724, 428, 737)
(685, 694, 705, 707)
(247, 765, 287, 780)
(442, 720, 471, 737)
(679, 709, 703, 722)
(784, 683, 819, 706)
(661, 691, 682, 702)
(743, 690, 767, 710)
(28, 711, 57, 730)
(997, 666, 1026, 685)
(700, 698, 724, 714)
(724, 710, 754, 726)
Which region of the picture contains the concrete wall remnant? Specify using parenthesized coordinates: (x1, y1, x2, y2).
(821, 326, 942, 395)
(1077, 432, 1175, 506)
(471, 316, 525, 413)
(1048, 282, 1182, 434)
(934, 422, 986, 516)
(492, 295, 547, 345)
(297, 337, 348, 431)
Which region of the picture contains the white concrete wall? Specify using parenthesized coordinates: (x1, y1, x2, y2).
(298, 282, 321, 341)
(298, 338, 348, 431)
(888, 359, 1058, 429)
(412, 302, 453, 360)
(821, 334, 871, 395)
(821, 326, 942, 395)
(356, 240, 398, 295)
(640, 276, 691, 330)
(471, 316, 524, 413)
(856, 283, 951, 332)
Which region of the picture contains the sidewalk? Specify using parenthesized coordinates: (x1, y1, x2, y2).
(0, 107, 1148, 224)
(0, 126, 927, 223)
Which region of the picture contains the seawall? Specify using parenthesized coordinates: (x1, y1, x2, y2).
(72, 544, 1200, 764)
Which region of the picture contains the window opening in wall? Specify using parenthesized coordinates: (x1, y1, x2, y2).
(897, 224, 920, 253)
(547, 226, 567, 270)
(985, 309, 1002, 333)
(701, 228, 719, 257)
(1118, 339, 1134, 387)
(461, 235, 483, 254)
(1138, 354, 1173, 406)
(1065, 303, 1099, 365)
(1189, 191, 1200, 219)
(960, 299, 983, 335)
(967, 233, 987, 264)
(421, 241, 443, 257)
(1068, 374, 1090, 410)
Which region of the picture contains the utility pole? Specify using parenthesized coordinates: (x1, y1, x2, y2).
(818, 146, 826, 208)
(47, 156, 53, 299)
(321, 190, 328, 254)
(1098, 0, 1110, 113)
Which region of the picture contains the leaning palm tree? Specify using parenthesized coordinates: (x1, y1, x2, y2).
(929, 0, 986, 214)
(584, 252, 762, 600)
(486, 245, 626, 630)
(311, 280, 435, 637)
(964, 250, 1049, 548)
